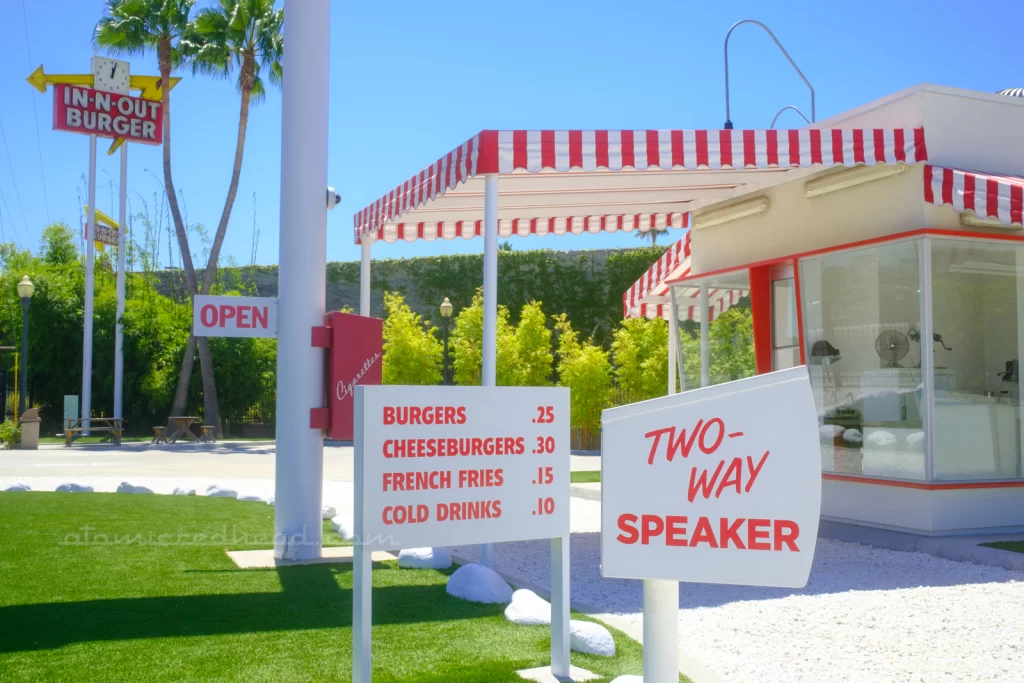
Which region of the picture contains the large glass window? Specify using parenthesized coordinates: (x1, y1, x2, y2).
(800, 240, 925, 480)
(772, 278, 801, 370)
(931, 239, 1022, 480)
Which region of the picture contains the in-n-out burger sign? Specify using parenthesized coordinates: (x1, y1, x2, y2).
(53, 83, 162, 144)
(600, 367, 822, 588)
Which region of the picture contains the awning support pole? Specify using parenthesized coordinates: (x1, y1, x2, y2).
(360, 236, 371, 316)
(480, 172, 499, 568)
(667, 295, 678, 396)
(274, 0, 329, 562)
(700, 283, 711, 387)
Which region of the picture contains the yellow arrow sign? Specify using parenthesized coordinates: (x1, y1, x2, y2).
(84, 206, 119, 229)
(27, 65, 181, 154)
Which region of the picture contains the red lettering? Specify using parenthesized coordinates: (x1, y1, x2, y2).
(409, 406, 421, 423)
(699, 417, 725, 454)
(641, 514, 664, 544)
(237, 305, 251, 328)
(688, 516, 719, 548)
(383, 407, 395, 425)
(200, 304, 217, 327)
(456, 406, 467, 423)
(667, 421, 702, 461)
(218, 304, 236, 327)
(616, 514, 639, 544)
(666, 515, 688, 546)
(745, 452, 770, 492)
(774, 520, 800, 551)
(252, 306, 268, 329)
(644, 427, 674, 464)
(687, 459, 725, 503)
(719, 517, 746, 549)
(747, 518, 771, 550)
(444, 406, 455, 423)
(715, 457, 743, 498)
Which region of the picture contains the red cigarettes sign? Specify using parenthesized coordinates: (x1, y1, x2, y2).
(326, 312, 383, 441)
(192, 295, 277, 339)
(600, 367, 822, 588)
(53, 84, 162, 145)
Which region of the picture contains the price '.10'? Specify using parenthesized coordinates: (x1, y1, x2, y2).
(533, 497, 555, 516)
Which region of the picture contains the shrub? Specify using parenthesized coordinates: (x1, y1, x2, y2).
(513, 301, 553, 386)
(0, 421, 21, 449)
(553, 314, 611, 431)
(611, 317, 669, 402)
(450, 289, 519, 386)
(381, 292, 443, 385)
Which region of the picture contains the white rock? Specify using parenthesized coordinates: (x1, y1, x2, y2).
(504, 589, 551, 625)
(265, 497, 275, 506)
(237, 493, 268, 503)
(570, 619, 615, 657)
(610, 676, 643, 683)
(55, 483, 93, 493)
(819, 424, 845, 440)
(172, 487, 196, 496)
(445, 563, 513, 604)
(3, 482, 31, 492)
(205, 484, 238, 498)
(322, 505, 336, 520)
(398, 547, 452, 570)
(116, 482, 154, 494)
(842, 428, 863, 444)
(906, 431, 925, 449)
(330, 515, 355, 541)
(865, 430, 897, 448)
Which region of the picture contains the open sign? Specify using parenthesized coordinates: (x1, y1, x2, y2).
(193, 295, 277, 338)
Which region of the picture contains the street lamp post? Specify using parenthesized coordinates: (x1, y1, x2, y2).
(17, 276, 34, 417)
(440, 297, 453, 385)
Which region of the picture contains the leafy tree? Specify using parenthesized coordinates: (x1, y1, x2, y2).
(450, 289, 519, 386)
(94, 0, 224, 431)
(680, 307, 755, 388)
(553, 313, 611, 431)
(381, 292, 442, 385)
(514, 301, 553, 386)
(611, 317, 669, 401)
(40, 223, 79, 266)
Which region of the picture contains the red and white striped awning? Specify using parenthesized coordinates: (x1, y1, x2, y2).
(925, 165, 1024, 226)
(354, 128, 927, 244)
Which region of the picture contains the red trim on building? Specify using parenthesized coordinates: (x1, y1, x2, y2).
(823, 473, 1024, 490)
(792, 258, 807, 365)
(749, 265, 772, 374)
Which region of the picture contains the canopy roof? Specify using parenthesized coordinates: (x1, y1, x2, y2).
(926, 165, 1024, 226)
(354, 128, 927, 244)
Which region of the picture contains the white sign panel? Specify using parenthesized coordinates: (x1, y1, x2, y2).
(355, 385, 570, 550)
(600, 367, 821, 588)
(192, 295, 277, 338)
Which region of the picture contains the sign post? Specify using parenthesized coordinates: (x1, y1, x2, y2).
(354, 385, 571, 682)
(601, 367, 822, 681)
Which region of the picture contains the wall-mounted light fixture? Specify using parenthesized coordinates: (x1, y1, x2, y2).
(804, 163, 908, 199)
(959, 211, 1020, 230)
(692, 195, 769, 230)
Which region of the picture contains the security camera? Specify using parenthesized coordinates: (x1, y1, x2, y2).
(327, 187, 341, 210)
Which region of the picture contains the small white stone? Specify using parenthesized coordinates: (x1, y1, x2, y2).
(570, 619, 615, 657)
(3, 483, 31, 492)
(865, 430, 898, 448)
(55, 483, 93, 493)
(398, 547, 453, 569)
(237, 493, 267, 503)
(322, 505, 336, 520)
(906, 431, 925, 449)
(116, 482, 154, 494)
(330, 515, 354, 541)
(842, 428, 863, 444)
(819, 424, 845, 439)
(610, 676, 643, 683)
(446, 563, 513, 604)
(205, 484, 238, 498)
(505, 589, 551, 625)
(172, 487, 197, 496)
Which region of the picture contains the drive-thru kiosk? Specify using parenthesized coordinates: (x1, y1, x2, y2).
(626, 84, 1024, 535)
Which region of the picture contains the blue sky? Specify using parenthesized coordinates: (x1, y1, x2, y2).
(0, 0, 1021, 267)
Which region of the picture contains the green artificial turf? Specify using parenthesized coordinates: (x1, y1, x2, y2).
(0, 492, 656, 682)
(982, 540, 1024, 554)
(570, 470, 602, 484)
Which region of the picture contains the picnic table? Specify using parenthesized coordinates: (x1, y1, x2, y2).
(65, 418, 123, 447)
(167, 416, 200, 443)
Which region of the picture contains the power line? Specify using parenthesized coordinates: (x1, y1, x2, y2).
(20, 0, 51, 223)
(0, 111, 34, 249)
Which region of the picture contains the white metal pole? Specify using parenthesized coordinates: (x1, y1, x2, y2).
(114, 144, 127, 420)
(82, 135, 97, 433)
(700, 283, 711, 388)
(643, 578, 680, 683)
(642, 296, 682, 683)
(360, 236, 371, 316)
(274, 0, 330, 561)
(479, 172, 499, 568)
(550, 535, 570, 678)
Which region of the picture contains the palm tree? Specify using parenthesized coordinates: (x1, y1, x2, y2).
(95, 0, 222, 431)
(182, 0, 282, 298)
(635, 226, 668, 245)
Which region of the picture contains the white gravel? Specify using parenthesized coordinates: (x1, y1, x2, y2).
(453, 497, 1024, 683)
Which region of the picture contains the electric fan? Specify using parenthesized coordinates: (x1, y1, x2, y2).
(875, 330, 910, 368)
